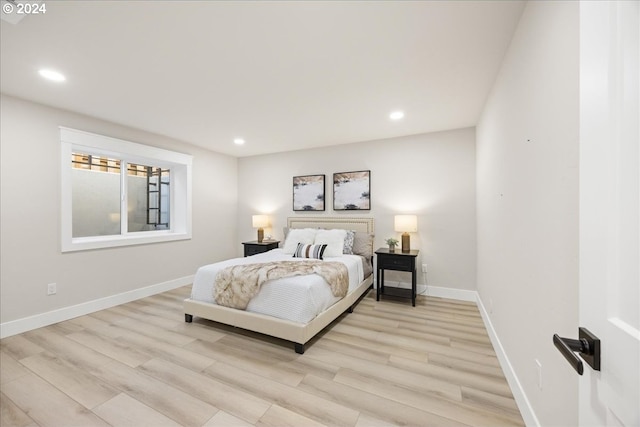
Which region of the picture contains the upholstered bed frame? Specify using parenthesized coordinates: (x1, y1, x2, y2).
(183, 216, 375, 354)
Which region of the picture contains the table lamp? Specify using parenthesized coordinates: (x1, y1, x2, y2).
(394, 215, 417, 252)
(252, 215, 269, 243)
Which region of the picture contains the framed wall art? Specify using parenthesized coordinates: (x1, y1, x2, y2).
(293, 174, 325, 211)
(333, 170, 370, 210)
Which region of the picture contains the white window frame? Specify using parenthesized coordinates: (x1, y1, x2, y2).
(60, 127, 192, 252)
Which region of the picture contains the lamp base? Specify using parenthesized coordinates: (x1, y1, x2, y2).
(401, 233, 410, 252)
(257, 228, 264, 243)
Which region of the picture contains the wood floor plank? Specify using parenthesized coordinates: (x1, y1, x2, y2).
(424, 317, 489, 335)
(462, 386, 524, 419)
(280, 356, 341, 381)
(22, 328, 114, 370)
(354, 413, 398, 427)
(450, 339, 501, 356)
(19, 351, 119, 409)
(92, 392, 184, 427)
(366, 302, 485, 328)
(388, 355, 513, 398)
(139, 357, 271, 424)
(205, 361, 360, 427)
(66, 314, 123, 339)
(203, 410, 254, 427)
(67, 329, 153, 368)
(299, 374, 468, 427)
(322, 330, 429, 362)
(110, 303, 189, 331)
(398, 320, 492, 345)
(257, 404, 327, 427)
(332, 322, 502, 368)
(0, 335, 44, 361)
(106, 324, 216, 372)
(1, 373, 110, 427)
(304, 345, 462, 401)
(354, 305, 429, 326)
(0, 391, 37, 427)
(89, 307, 132, 325)
(344, 316, 453, 345)
(127, 299, 184, 319)
(45, 320, 85, 336)
(333, 368, 519, 427)
(428, 352, 505, 378)
(169, 321, 228, 344)
(108, 308, 198, 347)
(0, 351, 29, 385)
(310, 335, 391, 365)
(90, 360, 218, 426)
(185, 338, 305, 387)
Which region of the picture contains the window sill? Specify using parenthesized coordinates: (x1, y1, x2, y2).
(62, 231, 191, 253)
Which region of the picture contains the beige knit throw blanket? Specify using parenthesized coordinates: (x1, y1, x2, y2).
(214, 260, 348, 310)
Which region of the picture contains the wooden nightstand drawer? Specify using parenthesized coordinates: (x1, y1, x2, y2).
(245, 246, 264, 256)
(378, 254, 413, 271)
(242, 241, 279, 257)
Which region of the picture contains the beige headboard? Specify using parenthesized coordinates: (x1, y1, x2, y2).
(287, 216, 374, 233)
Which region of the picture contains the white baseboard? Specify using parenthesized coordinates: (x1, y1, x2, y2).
(0, 275, 193, 339)
(375, 281, 477, 302)
(425, 284, 477, 302)
(476, 295, 540, 427)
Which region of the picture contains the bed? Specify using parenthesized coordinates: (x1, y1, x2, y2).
(183, 216, 375, 353)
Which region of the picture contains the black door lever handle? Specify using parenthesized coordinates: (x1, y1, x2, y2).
(553, 327, 601, 375)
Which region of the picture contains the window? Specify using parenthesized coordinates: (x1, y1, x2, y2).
(61, 127, 192, 252)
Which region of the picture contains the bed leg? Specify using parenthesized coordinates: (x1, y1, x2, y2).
(294, 343, 305, 354)
(185, 314, 193, 323)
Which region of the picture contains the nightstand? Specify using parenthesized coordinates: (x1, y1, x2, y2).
(242, 240, 280, 257)
(375, 248, 419, 306)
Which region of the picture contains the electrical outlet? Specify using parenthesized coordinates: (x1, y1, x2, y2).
(535, 359, 542, 390)
(47, 283, 56, 296)
(421, 263, 428, 273)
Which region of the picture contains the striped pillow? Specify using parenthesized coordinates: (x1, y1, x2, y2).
(292, 243, 327, 260)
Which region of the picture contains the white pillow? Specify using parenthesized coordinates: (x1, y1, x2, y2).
(314, 229, 347, 257)
(282, 228, 318, 253)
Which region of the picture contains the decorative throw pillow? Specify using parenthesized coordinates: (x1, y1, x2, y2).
(283, 228, 318, 253)
(293, 243, 327, 260)
(342, 230, 355, 254)
(314, 229, 347, 257)
(352, 232, 375, 257)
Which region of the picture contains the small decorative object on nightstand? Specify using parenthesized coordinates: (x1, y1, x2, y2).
(242, 240, 279, 257)
(385, 237, 399, 252)
(375, 247, 419, 306)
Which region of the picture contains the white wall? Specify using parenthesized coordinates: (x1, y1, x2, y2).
(0, 94, 238, 328)
(238, 128, 476, 292)
(476, 2, 579, 426)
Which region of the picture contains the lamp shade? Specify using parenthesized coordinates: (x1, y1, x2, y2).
(252, 215, 269, 228)
(394, 215, 418, 233)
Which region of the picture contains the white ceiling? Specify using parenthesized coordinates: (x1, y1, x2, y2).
(1, 1, 525, 157)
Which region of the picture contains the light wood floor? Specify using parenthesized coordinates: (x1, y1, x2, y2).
(1, 286, 524, 427)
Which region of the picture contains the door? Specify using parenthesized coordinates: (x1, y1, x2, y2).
(579, 1, 639, 426)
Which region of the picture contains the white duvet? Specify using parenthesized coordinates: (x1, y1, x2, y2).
(190, 249, 365, 324)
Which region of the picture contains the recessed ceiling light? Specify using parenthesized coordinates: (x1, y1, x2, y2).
(389, 111, 404, 121)
(38, 69, 66, 82)
(233, 138, 245, 145)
